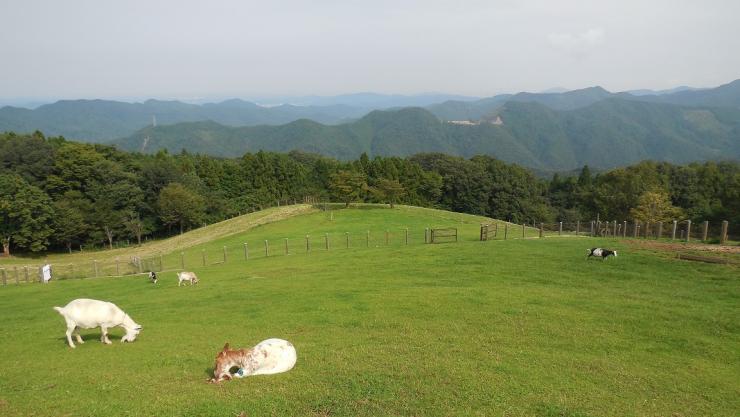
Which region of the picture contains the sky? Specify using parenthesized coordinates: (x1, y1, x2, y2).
(1, 0, 739, 103)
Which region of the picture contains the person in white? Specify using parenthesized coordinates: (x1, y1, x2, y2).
(41, 264, 52, 283)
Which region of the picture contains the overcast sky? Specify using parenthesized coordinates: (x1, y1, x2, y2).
(1, 0, 739, 102)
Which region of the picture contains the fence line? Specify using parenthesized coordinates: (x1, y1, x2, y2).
(0, 219, 733, 286)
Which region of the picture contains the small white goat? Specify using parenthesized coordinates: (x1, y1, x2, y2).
(177, 271, 199, 286)
(53, 298, 142, 348)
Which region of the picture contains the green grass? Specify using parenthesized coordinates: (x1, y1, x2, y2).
(0, 207, 738, 416)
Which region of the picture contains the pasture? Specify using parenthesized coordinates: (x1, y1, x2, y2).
(0, 207, 738, 416)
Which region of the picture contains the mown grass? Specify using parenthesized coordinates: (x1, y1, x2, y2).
(0, 207, 738, 417)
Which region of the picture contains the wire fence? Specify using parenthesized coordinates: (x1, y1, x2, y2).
(0, 219, 734, 286)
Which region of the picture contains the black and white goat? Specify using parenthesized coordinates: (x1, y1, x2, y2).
(148, 271, 157, 284)
(586, 248, 617, 260)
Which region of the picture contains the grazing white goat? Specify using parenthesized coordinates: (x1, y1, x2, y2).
(53, 298, 142, 348)
(177, 271, 199, 286)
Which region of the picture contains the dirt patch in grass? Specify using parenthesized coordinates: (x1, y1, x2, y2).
(625, 240, 740, 254)
(624, 239, 740, 264)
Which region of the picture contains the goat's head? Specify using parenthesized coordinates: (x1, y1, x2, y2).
(121, 316, 143, 343)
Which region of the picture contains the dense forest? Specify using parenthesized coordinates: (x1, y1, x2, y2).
(1, 131, 738, 255)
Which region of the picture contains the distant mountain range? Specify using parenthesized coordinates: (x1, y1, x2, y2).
(112, 97, 740, 171)
(2, 80, 739, 171)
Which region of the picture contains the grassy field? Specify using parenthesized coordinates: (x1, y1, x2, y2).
(0, 207, 738, 416)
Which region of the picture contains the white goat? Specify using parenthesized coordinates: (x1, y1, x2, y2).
(53, 298, 142, 348)
(177, 271, 199, 286)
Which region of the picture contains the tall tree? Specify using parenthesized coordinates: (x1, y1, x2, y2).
(52, 199, 87, 253)
(0, 174, 54, 256)
(371, 179, 406, 208)
(329, 170, 367, 207)
(158, 183, 206, 234)
(630, 191, 684, 223)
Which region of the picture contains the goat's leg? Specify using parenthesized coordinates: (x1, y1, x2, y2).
(74, 327, 84, 344)
(65, 324, 76, 348)
(100, 326, 112, 344)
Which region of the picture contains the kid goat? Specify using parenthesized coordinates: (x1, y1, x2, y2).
(586, 247, 618, 260)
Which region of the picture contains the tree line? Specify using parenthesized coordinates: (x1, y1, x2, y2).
(1, 131, 738, 255)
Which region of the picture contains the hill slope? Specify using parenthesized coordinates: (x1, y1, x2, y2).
(113, 99, 740, 170)
(0, 207, 737, 417)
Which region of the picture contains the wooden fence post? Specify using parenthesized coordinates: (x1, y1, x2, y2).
(24, 266, 29, 283)
(702, 221, 709, 242)
(671, 220, 677, 240)
(657, 222, 663, 240)
(613, 221, 617, 237)
(504, 223, 508, 240)
(325, 234, 329, 250)
(306, 236, 310, 252)
(202, 250, 206, 266)
(180, 252, 185, 269)
(405, 228, 408, 245)
(116, 257, 120, 276)
(265, 240, 269, 257)
(345, 233, 349, 249)
(720, 221, 729, 245)
(539, 223, 544, 238)
(285, 238, 289, 255)
(590, 221, 594, 237)
(522, 223, 526, 239)
(576, 221, 580, 236)
(223, 246, 227, 263)
(93, 261, 98, 278)
(14, 266, 19, 284)
(367, 231, 370, 247)
(686, 220, 692, 242)
(424, 228, 429, 244)
(622, 221, 627, 238)
(558, 222, 562, 236)
(633, 221, 639, 238)
(244, 243, 249, 260)
(645, 222, 651, 239)
(1, 268, 5, 285)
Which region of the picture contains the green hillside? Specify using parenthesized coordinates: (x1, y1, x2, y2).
(113, 99, 740, 171)
(0, 206, 737, 416)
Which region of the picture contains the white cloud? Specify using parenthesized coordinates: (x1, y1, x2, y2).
(548, 28, 605, 57)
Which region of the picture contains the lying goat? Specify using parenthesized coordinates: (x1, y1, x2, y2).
(586, 247, 618, 260)
(148, 271, 157, 284)
(177, 271, 199, 286)
(53, 298, 142, 348)
(209, 338, 297, 383)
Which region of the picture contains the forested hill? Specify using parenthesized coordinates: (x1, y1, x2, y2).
(0, 99, 368, 141)
(113, 99, 740, 171)
(426, 79, 740, 121)
(1, 131, 738, 255)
